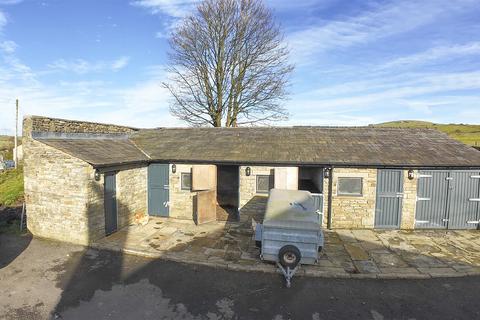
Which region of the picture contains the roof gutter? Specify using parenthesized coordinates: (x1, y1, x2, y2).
(92, 158, 480, 171)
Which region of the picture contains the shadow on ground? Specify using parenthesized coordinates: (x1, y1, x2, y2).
(3, 189, 480, 319)
(0, 205, 31, 269)
(48, 241, 480, 319)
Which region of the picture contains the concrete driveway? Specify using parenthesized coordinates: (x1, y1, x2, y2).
(92, 216, 480, 279)
(2, 233, 480, 320)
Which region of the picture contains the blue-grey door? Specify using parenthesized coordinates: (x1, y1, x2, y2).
(415, 170, 480, 229)
(104, 172, 118, 235)
(148, 164, 170, 217)
(375, 169, 403, 228)
(446, 171, 480, 229)
(415, 171, 449, 229)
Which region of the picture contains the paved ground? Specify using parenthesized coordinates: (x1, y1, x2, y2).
(92, 214, 480, 279)
(2, 233, 480, 320)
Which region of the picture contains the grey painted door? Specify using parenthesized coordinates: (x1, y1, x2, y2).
(375, 169, 403, 228)
(447, 171, 480, 229)
(415, 171, 449, 229)
(104, 173, 118, 235)
(148, 164, 170, 217)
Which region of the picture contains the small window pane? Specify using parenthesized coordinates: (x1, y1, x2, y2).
(181, 173, 192, 190)
(337, 177, 363, 196)
(256, 175, 274, 194)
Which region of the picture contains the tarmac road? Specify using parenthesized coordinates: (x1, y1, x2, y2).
(1, 234, 479, 320)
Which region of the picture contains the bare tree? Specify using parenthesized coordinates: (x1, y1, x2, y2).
(164, 0, 294, 127)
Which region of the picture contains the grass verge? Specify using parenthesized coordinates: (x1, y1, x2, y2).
(0, 166, 24, 206)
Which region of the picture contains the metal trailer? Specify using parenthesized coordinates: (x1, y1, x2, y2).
(255, 189, 324, 287)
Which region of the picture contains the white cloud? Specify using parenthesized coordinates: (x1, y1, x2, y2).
(379, 42, 480, 69)
(111, 56, 130, 71)
(284, 70, 480, 126)
(288, 0, 478, 64)
(0, 40, 17, 53)
(0, 47, 177, 134)
(47, 56, 130, 74)
(0, 0, 24, 4)
(0, 10, 6, 31)
(130, 0, 196, 18)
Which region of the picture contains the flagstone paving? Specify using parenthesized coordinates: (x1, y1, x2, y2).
(92, 215, 480, 279)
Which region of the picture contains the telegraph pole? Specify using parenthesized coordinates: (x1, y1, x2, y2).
(14, 99, 18, 169)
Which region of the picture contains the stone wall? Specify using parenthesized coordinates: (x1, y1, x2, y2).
(239, 166, 275, 209)
(24, 137, 96, 244)
(169, 164, 197, 220)
(401, 170, 417, 229)
(24, 115, 137, 136)
(322, 168, 418, 229)
(23, 115, 146, 245)
(117, 167, 148, 227)
(25, 137, 148, 244)
(324, 168, 377, 229)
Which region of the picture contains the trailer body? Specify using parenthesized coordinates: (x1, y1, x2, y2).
(256, 189, 324, 265)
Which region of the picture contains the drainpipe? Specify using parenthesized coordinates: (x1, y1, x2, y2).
(327, 166, 334, 230)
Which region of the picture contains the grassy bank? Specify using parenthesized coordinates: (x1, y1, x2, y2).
(0, 166, 24, 206)
(0, 166, 25, 234)
(374, 121, 480, 146)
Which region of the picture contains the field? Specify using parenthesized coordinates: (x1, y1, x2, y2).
(0, 166, 24, 206)
(373, 120, 480, 146)
(0, 166, 24, 234)
(0, 135, 16, 160)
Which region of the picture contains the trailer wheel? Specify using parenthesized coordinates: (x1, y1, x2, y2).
(278, 245, 301, 268)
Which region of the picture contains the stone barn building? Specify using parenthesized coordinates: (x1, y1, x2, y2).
(23, 116, 480, 245)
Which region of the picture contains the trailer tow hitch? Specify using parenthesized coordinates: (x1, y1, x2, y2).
(277, 263, 299, 288)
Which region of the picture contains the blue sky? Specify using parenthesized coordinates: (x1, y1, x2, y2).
(0, 0, 479, 134)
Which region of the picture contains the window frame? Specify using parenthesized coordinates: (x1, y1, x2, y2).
(256, 174, 274, 194)
(181, 172, 192, 191)
(336, 177, 363, 196)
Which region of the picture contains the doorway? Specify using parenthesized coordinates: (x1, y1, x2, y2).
(104, 172, 118, 235)
(148, 164, 170, 217)
(374, 169, 403, 229)
(216, 165, 239, 221)
(297, 167, 325, 221)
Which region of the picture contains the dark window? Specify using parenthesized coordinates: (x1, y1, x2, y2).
(181, 173, 192, 190)
(337, 177, 363, 196)
(256, 175, 274, 194)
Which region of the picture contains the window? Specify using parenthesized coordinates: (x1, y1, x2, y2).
(337, 177, 363, 196)
(256, 175, 274, 194)
(181, 173, 192, 190)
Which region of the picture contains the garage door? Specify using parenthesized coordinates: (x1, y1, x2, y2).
(415, 170, 480, 229)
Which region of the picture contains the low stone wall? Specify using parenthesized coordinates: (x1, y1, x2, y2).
(24, 115, 137, 136)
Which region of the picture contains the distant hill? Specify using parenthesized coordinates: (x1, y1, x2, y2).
(373, 120, 480, 147)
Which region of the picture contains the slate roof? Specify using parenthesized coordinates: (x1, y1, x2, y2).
(35, 127, 480, 168)
(38, 138, 148, 166)
(129, 127, 480, 167)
